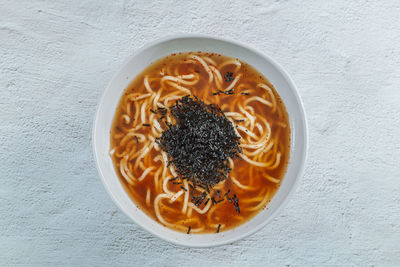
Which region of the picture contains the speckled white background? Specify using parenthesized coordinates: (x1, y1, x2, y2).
(1, 0, 399, 266)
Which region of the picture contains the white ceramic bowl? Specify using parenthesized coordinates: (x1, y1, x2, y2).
(93, 34, 307, 247)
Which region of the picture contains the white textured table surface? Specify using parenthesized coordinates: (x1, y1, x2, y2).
(1, 0, 400, 266)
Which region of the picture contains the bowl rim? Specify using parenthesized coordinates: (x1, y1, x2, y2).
(92, 33, 308, 247)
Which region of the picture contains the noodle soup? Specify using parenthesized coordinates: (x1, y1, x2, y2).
(110, 52, 290, 234)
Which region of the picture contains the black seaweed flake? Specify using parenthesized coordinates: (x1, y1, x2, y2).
(233, 194, 239, 203)
(222, 190, 240, 213)
(180, 186, 187, 192)
(192, 191, 207, 206)
(134, 136, 139, 144)
(187, 226, 191, 234)
(232, 193, 240, 214)
(172, 182, 182, 185)
(158, 96, 242, 190)
(212, 91, 221, 96)
(150, 109, 157, 114)
(194, 200, 202, 207)
(216, 199, 224, 204)
(192, 197, 201, 207)
(195, 199, 203, 207)
(217, 190, 221, 198)
(241, 92, 250, 96)
(165, 121, 172, 129)
(224, 88, 234, 95)
(235, 204, 240, 214)
(142, 123, 151, 127)
(216, 224, 221, 233)
(224, 72, 234, 82)
(204, 198, 210, 206)
(235, 119, 245, 122)
(157, 107, 167, 116)
(169, 177, 179, 182)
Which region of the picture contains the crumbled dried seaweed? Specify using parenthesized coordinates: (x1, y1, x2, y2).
(224, 72, 234, 82)
(158, 96, 241, 190)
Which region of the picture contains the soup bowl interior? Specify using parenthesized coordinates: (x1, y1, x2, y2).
(93, 35, 307, 247)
